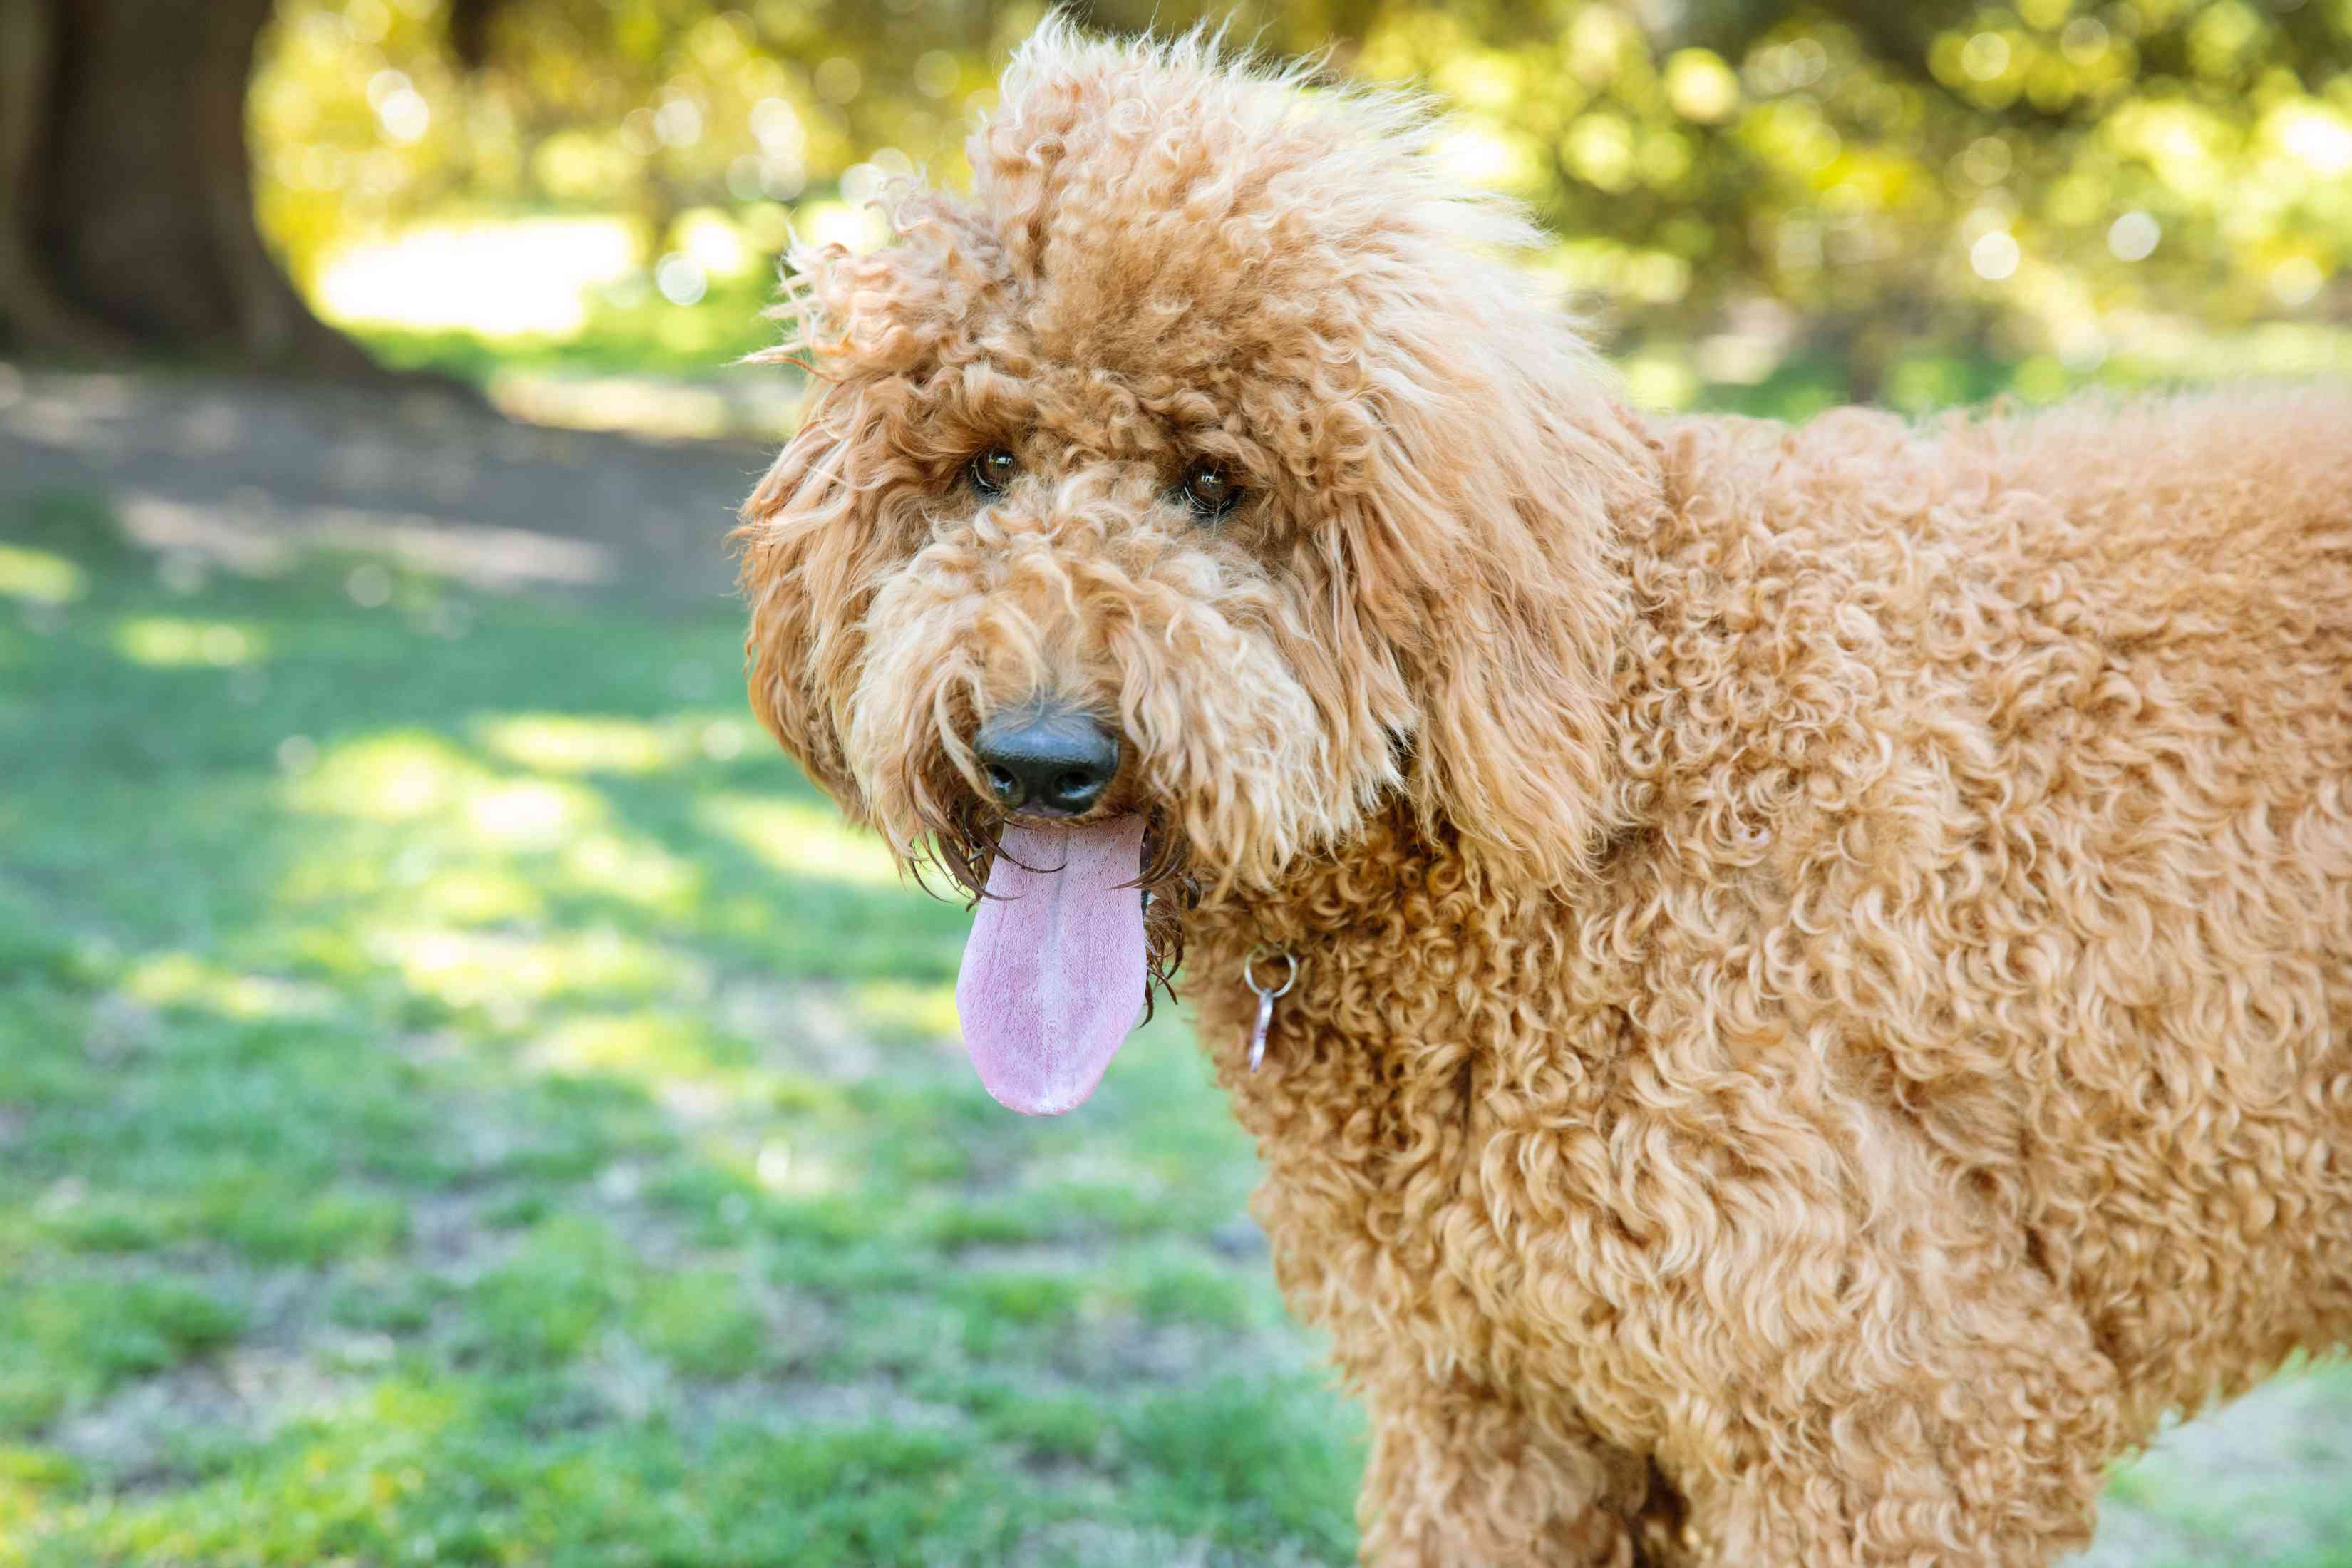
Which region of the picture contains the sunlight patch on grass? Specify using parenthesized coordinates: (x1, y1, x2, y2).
(121, 953, 334, 1021)
(278, 823, 700, 926)
(473, 712, 681, 775)
(369, 925, 688, 1011)
(698, 793, 906, 889)
(557, 831, 703, 913)
(291, 732, 606, 852)
(473, 711, 763, 775)
(525, 1011, 725, 1081)
(748, 1134, 844, 1197)
(408, 864, 548, 924)
(0, 1443, 79, 1539)
(113, 616, 266, 668)
(274, 849, 545, 924)
(522, 1013, 864, 1145)
(290, 732, 482, 821)
(462, 778, 596, 850)
(852, 981, 961, 1042)
(0, 545, 83, 607)
(671, 1126, 850, 1204)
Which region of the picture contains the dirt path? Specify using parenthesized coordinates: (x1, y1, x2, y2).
(0, 361, 769, 608)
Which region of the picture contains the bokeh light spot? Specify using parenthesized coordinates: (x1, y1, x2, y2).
(1971, 230, 2021, 281)
(815, 57, 862, 103)
(1961, 33, 2012, 83)
(2108, 210, 2160, 262)
(655, 254, 708, 307)
(315, 217, 639, 340)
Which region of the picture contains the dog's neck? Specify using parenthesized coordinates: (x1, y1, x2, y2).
(1172, 414, 1708, 1092)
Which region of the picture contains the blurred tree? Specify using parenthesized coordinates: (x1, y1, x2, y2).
(0, 0, 388, 370)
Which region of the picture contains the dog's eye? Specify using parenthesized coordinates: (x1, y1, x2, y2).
(968, 448, 1018, 498)
(1176, 457, 1241, 521)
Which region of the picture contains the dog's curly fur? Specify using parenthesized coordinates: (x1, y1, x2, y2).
(733, 24, 2352, 1565)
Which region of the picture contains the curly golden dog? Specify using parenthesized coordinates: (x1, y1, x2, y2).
(733, 23, 2352, 1566)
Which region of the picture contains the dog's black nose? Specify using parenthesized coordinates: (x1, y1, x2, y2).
(973, 703, 1120, 816)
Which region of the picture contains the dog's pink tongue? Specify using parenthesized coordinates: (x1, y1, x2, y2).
(956, 817, 1147, 1115)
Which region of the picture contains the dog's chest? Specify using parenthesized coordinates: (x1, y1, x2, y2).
(1183, 843, 1646, 1381)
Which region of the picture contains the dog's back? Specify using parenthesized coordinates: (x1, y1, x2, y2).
(1988, 391, 2352, 1428)
(1654, 389, 2352, 1435)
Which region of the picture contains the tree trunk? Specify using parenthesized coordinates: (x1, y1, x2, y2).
(0, 0, 376, 373)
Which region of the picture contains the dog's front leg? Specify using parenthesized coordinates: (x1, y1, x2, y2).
(1656, 1269, 2122, 1568)
(1619, 1150, 2125, 1567)
(1356, 1376, 1655, 1567)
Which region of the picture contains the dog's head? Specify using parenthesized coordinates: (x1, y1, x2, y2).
(736, 24, 1651, 1110)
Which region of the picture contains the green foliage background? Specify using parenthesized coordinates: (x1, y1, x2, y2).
(251, 0, 2352, 405)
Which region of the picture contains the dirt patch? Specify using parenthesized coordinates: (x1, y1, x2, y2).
(51, 1346, 370, 1490)
(0, 363, 767, 607)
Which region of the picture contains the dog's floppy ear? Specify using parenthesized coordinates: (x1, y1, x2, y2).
(733, 382, 878, 814)
(1345, 344, 1650, 889)
(733, 200, 1004, 817)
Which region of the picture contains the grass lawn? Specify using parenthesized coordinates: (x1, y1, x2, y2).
(1, 465, 2346, 1567)
(0, 490, 1354, 1567)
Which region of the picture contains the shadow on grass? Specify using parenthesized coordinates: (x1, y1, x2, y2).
(0, 492, 1361, 1567)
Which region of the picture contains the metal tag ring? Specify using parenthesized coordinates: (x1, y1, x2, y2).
(1243, 944, 1296, 997)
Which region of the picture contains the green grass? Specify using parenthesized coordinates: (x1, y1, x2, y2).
(0, 490, 1357, 1565)
(2085, 1358, 2352, 1568)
